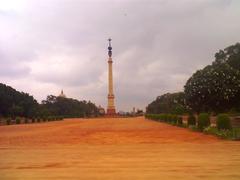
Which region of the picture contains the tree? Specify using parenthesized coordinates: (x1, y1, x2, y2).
(0, 83, 100, 118)
(41, 95, 100, 118)
(184, 43, 240, 113)
(146, 92, 187, 114)
(0, 83, 38, 117)
(214, 43, 240, 69)
(10, 104, 24, 118)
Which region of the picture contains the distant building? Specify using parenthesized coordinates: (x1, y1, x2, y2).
(59, 90, 66, 98)
(133, 107, 136, 114)
(98, 105, 105, 115)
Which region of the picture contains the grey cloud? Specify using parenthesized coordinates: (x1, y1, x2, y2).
(0, 0, 240, 111)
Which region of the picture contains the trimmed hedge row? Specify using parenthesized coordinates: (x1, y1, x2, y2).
(145, 113, 239, 140)
(146, 113, 232, 130)
(4, 116, 64, 126)
(145, 114, 183, 126)
(198, 113, 210, 130)
(188, 114, 196, 126)
(217, 114, 232, 130)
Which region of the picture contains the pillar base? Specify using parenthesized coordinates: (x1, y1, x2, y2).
(107, 108, 116, 115)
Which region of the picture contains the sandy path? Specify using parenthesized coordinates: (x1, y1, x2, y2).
(0, 117, 239, 180)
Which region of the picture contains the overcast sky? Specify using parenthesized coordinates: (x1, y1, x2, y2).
(0, 0, 240, 111)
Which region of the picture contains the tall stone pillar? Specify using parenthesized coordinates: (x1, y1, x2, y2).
(107, 38, 116, 115)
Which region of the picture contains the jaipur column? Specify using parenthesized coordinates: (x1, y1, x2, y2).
(107, 38, 116, 115)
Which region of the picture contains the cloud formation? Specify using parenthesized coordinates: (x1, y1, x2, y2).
(0, 0, 240, 111)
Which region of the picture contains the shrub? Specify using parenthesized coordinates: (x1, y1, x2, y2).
(198, 113, 210, 131)
(188, 114, 196, 126)
(42, 116, 47, 122)
(37, 117, 41, 123)
(217, 114, 232, 130)
(159, 114, 165, 121)
(32, 117, 35, 123)
(166, 114, 172, 122)
(16, 117, 21, 124)
(163, 114, 167, 121)
(24, 118, 28, 124)
(145, 114, 150, 119)
(189, 125, 199, 131)
(160, 114, 166, 121)
(204, 126, 240, 140)
(232, 128, 240, 140)
(57, 116, 64, 121)
(177, 116, 183, 125)
(6, 118, 11, 125)
(215, 129, 232, 139)
(203, 126, 218, 135)
(171, 115, 178, 124)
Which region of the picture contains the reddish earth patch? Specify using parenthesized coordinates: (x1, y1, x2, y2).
(0, 117, 239, 180)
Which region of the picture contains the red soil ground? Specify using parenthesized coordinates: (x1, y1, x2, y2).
(0, 117, 240, 179)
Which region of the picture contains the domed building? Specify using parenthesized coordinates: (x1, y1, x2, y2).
(59, 90, 66, 98)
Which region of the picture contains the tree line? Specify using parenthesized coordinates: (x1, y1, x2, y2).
(0, 83, 100, 118)
(147, 43, 240, 114)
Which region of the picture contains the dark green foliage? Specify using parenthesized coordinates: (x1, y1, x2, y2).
(146, 92, 187, 114)
(184, 43, 240, 113)
(6, 118, 11, 125)
(166, 114, 171, 122)
(0, 83, 100, 121)
(185, 64, 240, 113)
(177, 116, 183, 125)
(171, 115, 178, 124)
(42, 116, 47, 122)
(16, 117, 21, 124)
(145, 114, 161, 121)
(146, 114, 178, 124)
(198, 113, 210, 130)
(232, 128, 240, 140)
(56, 116, 64, 121)
(188, 114, 196, 126)
(146, 113, 239, 140)
(214, 43, 240, 70)
(41, 95, 100, 118)
(162, 114, 168, 121)
(24, 118, 28, 124)
(0, 83, 38, 117)
(217, 114, 232, 130)
(204, 127, 240, 140)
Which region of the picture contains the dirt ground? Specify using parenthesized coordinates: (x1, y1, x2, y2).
(0, 117, 240, 180)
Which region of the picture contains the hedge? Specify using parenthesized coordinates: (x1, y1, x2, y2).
(217, 114, 232, 130)
(198, 113, 210, 131)
(187, 114, 196, 126)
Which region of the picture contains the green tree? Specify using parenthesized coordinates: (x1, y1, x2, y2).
(41, 95, 100, 118)
(146, 92, 187, 114)
(185, 43, 240, 113)
(0, 83, 38, 117)
(214, 43, 240, 69)
(184, 63, 240, 113)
